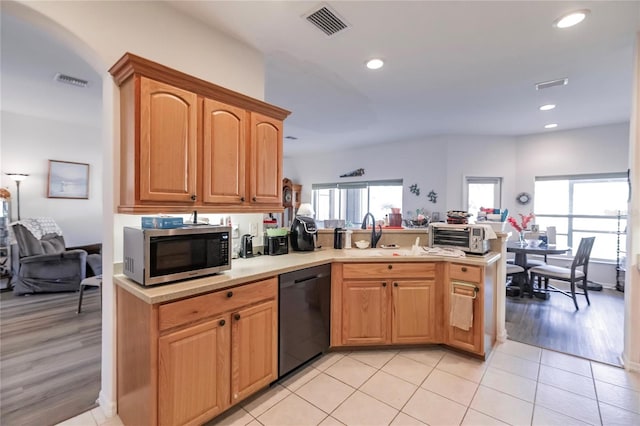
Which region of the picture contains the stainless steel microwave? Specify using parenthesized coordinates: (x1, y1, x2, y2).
(429, 223, 490, 254)
(123, 226, 231, 286)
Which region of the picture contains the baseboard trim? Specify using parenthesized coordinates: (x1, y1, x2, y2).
(621, 353, 640, 372)
(496, 330, 508, 343)
(98, 391, 117, 418)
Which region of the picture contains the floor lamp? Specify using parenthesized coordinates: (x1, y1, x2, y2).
(5, 173, 28, 221)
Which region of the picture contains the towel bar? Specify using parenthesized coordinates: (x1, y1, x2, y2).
(452, 281, 478, 299)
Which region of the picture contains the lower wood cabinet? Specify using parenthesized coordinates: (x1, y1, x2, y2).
(445, 263, 484, 354)
(158, 316, 230, 426)
(117, 277, 278, 426)
(392, 280, 438, 344)
(334, 263, 442, 346)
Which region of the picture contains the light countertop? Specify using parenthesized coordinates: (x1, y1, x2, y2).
(114, 247, 501, 304)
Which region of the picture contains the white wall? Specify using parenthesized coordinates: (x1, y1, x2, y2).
(284, 136, 449, 219)
(513, 122, 630, 218)
(1, 110, 103, 246)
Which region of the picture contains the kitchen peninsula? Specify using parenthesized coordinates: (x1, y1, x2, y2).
(114, 232, 507, 426)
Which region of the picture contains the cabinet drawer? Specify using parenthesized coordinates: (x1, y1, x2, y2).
(343, 262, 436, 279)
(159, 278, 277, 331)
(449, 263, 482, 283)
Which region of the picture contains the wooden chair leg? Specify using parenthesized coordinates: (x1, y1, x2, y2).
(570, 280, 579, 310)
(77, 285, 85, 314)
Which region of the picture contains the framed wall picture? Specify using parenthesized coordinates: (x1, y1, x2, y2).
(47, 160, 90, 199)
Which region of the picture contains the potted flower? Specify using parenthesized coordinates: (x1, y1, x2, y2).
(507, 213, 535, 245)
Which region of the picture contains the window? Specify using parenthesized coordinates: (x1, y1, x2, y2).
(534, 173, 628, 261)
(465, 177, 502, 214)
(312, 180, 403, 227)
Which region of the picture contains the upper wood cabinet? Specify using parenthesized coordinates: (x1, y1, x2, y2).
(109, 53, 290, 214)
(202, 99, 246, 205)
(249, 113, 283, 206)
(139, 78, 198, 203)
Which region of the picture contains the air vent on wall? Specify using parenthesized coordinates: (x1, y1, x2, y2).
(305, 4, 350, 36)
(535, 78, 568, 90)
(54, 73, 89, 88)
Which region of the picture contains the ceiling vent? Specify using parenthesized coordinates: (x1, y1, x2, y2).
(54, 73, 89, 88)
(535, 78, 568, 90)
(304, 4, 350, 36)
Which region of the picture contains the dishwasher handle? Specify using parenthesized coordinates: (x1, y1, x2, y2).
(294, 273, 327, 284)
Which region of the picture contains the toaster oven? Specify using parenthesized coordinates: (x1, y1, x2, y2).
(429, 223, 489, 254)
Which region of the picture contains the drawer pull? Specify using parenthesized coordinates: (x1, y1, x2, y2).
(240, 197, 245, 202)
(219, 319, 226, 326)
(252, 196, 257, 202)
(394, 282, 398, 287)
(227, 291, 233, 298)
(461, 267, 468, 272)
(190, 194, 197, 201)
(234, 313, 241, 321)
(388, 265, 393, 270)
(382, 282, 387, 287)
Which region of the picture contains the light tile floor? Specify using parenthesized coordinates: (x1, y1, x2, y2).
(58, 341, 640, 426)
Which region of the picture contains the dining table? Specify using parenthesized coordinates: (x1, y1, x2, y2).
(506, 241, 571, 298)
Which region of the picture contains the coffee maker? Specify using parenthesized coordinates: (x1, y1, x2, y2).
(240, 234, 253, 258)
(290, 216, 317, 251)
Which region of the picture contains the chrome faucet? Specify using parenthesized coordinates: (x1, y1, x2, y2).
(361, 212, 383, 248)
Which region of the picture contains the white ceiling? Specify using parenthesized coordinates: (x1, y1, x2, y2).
(167, 1, 640, 156)
(0, 12, 102, 128)
(2, 1, 639, 157)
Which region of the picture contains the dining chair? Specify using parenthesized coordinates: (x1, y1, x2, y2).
(506, 263, 526, 296)
(527, 237, 595, 310)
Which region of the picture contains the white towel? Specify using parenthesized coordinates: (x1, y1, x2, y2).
(450, 293, 474, 331)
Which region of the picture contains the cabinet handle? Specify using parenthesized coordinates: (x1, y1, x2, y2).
(219, 319, 226, 327)
(252, 196, 257, 202)
(240, 197, 245, 202)
(382, 282, 387, 287)
(461, 267, 467, 272)
(394, 282, 398, 287)
(226, 291, 233, 298)
(234, 313, 241, 321)
(190, 195, 197, 201)
(388, 265, 393, 270)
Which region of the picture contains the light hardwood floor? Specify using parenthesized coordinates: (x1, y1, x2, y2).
(0, 289, 101, 426)
(506, 284, 624, 366)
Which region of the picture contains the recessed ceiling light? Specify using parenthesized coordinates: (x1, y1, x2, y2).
(554, 9, 590, 29)
(366, 58, 384, 70)
(539, 104, 556, 111)
(544, 123, 558, 129)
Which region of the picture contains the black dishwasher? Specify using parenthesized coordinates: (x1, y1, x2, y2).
(278, 264, 331, 378)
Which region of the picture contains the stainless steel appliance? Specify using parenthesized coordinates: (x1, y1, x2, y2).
(240, 234, 253, 258)
(264, 235, 288, 256)
(278, 264, 331, 378)
(429, 223, 490, 254)
(333, 227, 344, 249)
(123, 226, 231, 286)
(290, 216, 317, 251)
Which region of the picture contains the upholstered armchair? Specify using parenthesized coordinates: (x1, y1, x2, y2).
(10, 218, 87, 295)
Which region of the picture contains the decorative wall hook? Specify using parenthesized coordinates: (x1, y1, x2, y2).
(428, 190, 438, 203)
(409, 184, 420, 196)
(340, 168, 365, 178)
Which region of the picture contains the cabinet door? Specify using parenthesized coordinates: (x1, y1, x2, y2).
(446, 280, 483, 354)
(392, 279, 437, 344)
(139, 77, 198, 202)
(231, 298, 278, 403)
(158, 317, 230, 426)
(342, 281, 389, 345)
(202, 99, 246, 204)
(249, 113, 282, 205)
